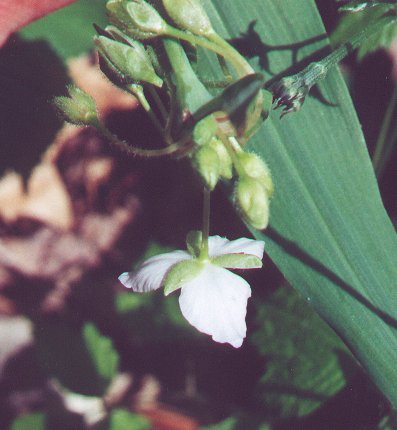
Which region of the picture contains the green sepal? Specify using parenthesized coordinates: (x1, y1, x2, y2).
(186, 230, 202, 257)
(193, 116, 218, 146)
(211, 253, 263, 269)
(210, 138, 233, 180)
(163, 260, 203, 296)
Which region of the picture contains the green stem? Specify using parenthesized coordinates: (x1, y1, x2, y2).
(166, 26, 254, 76)
(95, 122, 182, 157)
(291, 13, 397, 89)
(125, 85, 164, 135)
(147, 85, 169, 123)
(200, 188, 211, 260)
(373, 83, 397, 176)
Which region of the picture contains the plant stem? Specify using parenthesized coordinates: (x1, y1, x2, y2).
(288, 13, 397, 89)
(166, 26, 254, 76)
(200, 187, 211, 260)
(147, 85, 169, 123)
(125, 85, 164, 135)
(373, 83, 397, 177)
(95, 122, 182, 157)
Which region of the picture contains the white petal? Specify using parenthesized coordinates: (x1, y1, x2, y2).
(118, 250, 191, 292)
(179, 264, 251, 347)
(208, 236, 265, 259)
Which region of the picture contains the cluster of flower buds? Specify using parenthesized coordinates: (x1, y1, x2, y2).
(54, 0, 274, 230)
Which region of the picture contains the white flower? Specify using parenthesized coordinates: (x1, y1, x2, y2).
(118, 235, 265, 348)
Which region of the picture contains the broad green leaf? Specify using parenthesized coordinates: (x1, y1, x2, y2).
(109, 409, 151, 430)
(202, 0, 397, 407)
(251, 286, 351, 418)
(83, 322, 119, 381)
(19, 0, 108, 59)
(11, 413, 45, 430)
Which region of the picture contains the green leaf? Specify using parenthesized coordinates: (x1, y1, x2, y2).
(211, 253, 262, 269)
(200, 417, 238, 430)
(19, 0, 108, 59)
(11, 413, 45, 430)
(331, 5, 397, 59)
(378, 412, 397, 429)
(83, 322, 119, 381)
(109, 409, 151, 430)
(35, 319, 117, 396)
(203, 0, 397, 406)
(251, 286, 351, 418)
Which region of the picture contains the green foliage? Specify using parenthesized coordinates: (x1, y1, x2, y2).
(200, 417, 238, 430)
(200, 416, 271, 430)
(332, 4, 397, 59)
(11, 413, 45, 430)
(378, 411, 397, 429)
(19, 0, 108, 59)
(35, 320, 118, 396)
(83, 322, 119, 381)
(251, 286, 351, 418)
(109, 409, 151, 430)
(202, 0, 397, 406)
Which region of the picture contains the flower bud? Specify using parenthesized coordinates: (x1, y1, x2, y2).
(235, 176, 269, 230)
(192, 144, 220, 190)
(192, 116, 217, 146)
(54, 85, 98, 126)
(106, 0, 167, 39)
(237, 151, 273, 196)
(210, 138, 233, 180)
(162, 0, 214, 36)
(95, 36, 163, 87)
(126, 0, 168, 36)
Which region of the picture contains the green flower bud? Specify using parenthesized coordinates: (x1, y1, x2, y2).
(192, 144, 220, 190)
(238, 152, 273, 197)
(54, 85, 98, 126)
(126, 0, 168, 37)
(210, 138, 233, 180)
(192, 116, 217, 146)
(235, 176, 269, 230)
(95, 36, 163, 87)
(162, 0, 214, 36)
(106, 0, 167, 39)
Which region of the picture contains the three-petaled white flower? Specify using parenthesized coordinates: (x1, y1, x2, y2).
(118, 235, 265, 348)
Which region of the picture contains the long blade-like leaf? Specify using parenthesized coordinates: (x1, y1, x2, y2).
(204, 0, 397, 405)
